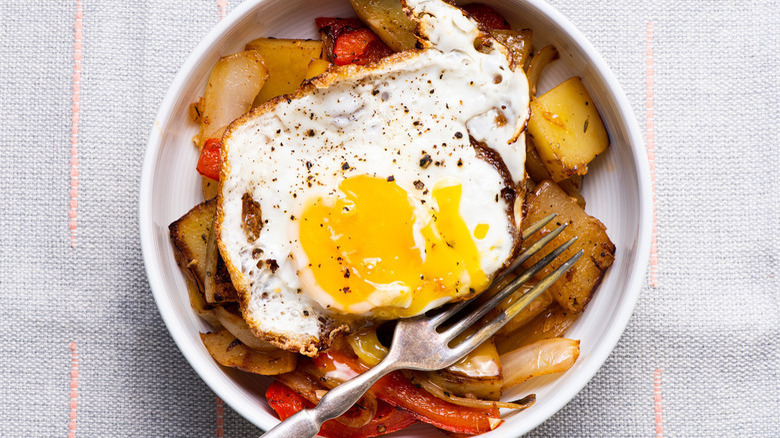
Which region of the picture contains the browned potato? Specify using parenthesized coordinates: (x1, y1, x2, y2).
(495, 289, 554, 338)
(204, 218, 238, 304)
(496, 303, 579, 354)
(305, 58, 331, 80)
(169, 200, 221, 327)
(522, 180, 615, 313)
(475, 270, 553, 338)
(527, 77, 609, 181)
(349, 0, 418, 51)
(245, 39, 325, 106)
(200, 330, 297, 375)
(558, 176, 586, 208)
(491, 29, 532, 70)
(525, 138, 552, 183)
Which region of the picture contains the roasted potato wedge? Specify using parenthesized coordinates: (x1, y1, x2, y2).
(496, 303, 579, 354)
(169, 200, 221, 327)
(305, 58, 331, 80)
(522, 180, 615, 313)
(527, 76, 609, 181)
(349, 0, 418, 52)
(200, 330, 297, 375)
(495, 289, 554, 338)
(476, 271, 554, 338)
(491, 29, 532, 70)
(245, 38, 325, 106)
(525, 137, 552, 183)
(558, 176, 586, 208)
(204, 218, 238, 304)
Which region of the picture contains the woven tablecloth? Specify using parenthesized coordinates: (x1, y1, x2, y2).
(1, 0, 778, 436)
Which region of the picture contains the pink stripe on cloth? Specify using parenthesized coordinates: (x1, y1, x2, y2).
(69, 0, 83, 248)
(216, 396, 225, 438)
(69, 343, 79, 438)
(653, 368, 664, 437)
(645, 22, 659, 287)
(217, 0, 228, 20)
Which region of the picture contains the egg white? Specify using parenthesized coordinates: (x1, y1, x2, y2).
(217, 0, 529, 355)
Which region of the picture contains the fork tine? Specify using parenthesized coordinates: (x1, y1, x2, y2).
(522, 213, 557, 240)
(450, 249, 584, 357)
(425, 299, 471, 327)
(440, 236, 578, 342)
(499, 221, 569, 282)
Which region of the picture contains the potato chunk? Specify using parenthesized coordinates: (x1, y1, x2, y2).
(169, 200, 220, 326)
(305, 58, 331, 80)
(496, 303, 579, 354)
(204, 214, 238, 304)
(244, 38, 325, 106)
(201, 330, 297, 375)
(349, 0, 418, 52)
(522, 180, 615, 313)
(527, 77, 609, 181)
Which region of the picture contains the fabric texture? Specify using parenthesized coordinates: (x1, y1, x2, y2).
(0, 0, 778, 436)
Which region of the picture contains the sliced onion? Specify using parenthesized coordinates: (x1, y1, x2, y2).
(196, 50, 269, 149)
(213, 306, 276, 351)
(274, 371, 325, 405)
(500, 338, 580, 391)
(526, 45, 559, 96)
(346, 329, 388, 366)
(408, 371, 533, 410)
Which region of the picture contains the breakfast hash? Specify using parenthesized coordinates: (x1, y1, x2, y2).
(169, 0, 615, 435)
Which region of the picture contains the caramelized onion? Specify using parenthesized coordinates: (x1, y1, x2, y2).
(213, 306, 276, 351)
(346, 329, 388, 366)
(500, 338, 580, 391)
(526, 45, 559, 96)
(408, 371, 533, 410)
(196, 50, 268, 149)
(297, 361, 378, 427)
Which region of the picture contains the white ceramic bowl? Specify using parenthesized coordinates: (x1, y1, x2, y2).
(140, 0, 652, 435)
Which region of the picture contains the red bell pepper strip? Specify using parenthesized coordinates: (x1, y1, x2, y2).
(312, 351, 503, 435)
(315, 17, 366, 41)
(315, 17, 394, 66)
(461, 4, 511, 30)
(266, 381, 417, 438)
(332, 28, 394, 66)
(196, 138, 221, 181)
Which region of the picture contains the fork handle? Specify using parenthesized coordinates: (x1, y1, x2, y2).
(261, 360, 396, 438)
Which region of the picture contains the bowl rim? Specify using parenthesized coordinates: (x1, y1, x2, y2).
(139, 0, 652, 435)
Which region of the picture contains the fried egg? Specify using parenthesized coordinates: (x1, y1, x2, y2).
(217, 0, 529, 355)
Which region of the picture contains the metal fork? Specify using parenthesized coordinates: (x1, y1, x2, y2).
(261, 214, 583, 438)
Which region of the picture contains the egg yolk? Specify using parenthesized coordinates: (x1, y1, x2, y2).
(299, 175, 488, 318)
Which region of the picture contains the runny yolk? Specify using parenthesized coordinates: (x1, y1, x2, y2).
(299, 175, 488, 318)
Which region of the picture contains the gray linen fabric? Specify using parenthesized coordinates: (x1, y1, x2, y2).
(0, 0, 777, 436)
